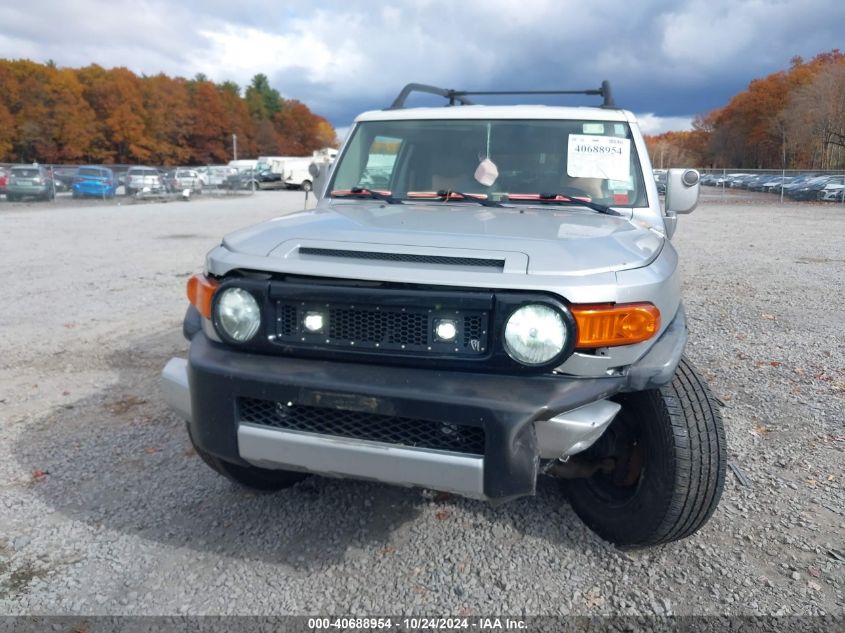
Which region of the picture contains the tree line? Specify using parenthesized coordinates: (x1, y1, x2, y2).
(0, 60, 338, 166)
(645, 50, 845, 170)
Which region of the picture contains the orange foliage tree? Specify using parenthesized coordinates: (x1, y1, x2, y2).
(644, 50, 845, 170)
(0, 61, 337, 165)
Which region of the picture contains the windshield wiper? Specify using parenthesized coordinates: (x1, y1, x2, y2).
(505, 193, 619, 215)
(331, 187, 404, 204)
(435, 189, 503, 207)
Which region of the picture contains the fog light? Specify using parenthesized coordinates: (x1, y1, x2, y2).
(303, 312, 325, 333)
(435, 319, 458, 341)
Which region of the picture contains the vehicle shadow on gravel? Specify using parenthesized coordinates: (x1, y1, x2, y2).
(13, 329, 600, 572)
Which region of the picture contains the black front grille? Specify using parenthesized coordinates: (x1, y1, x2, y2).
(239, 398, 486, 455)
(299, 247, 505, 270)
(275, 302, 489, 355)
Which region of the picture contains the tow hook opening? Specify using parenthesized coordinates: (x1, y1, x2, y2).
(545, 456, 615, 479)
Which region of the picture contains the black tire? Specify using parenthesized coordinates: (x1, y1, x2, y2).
(187, 424, 308, 491)
(6, 193, 16, 202)
(125, 187, 134, 197)
(566, 357, 726, 548)
(301, 180, 312, 192)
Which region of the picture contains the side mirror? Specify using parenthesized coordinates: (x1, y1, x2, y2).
(308, 162, 328, 200)
(665, 168, 700, 214)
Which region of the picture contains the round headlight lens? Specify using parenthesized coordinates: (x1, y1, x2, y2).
(215, 287, 261, 342)
(504, 304, 566, 365)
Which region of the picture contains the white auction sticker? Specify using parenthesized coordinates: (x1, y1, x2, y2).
(567, 134, 631, 181)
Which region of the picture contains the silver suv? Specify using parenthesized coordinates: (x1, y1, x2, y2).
(124, 166, 164, 196)
(162, 82, 725, 547)
(5, 164, 55, 201)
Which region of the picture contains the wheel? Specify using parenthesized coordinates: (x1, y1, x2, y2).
(72, 191, 79, 199)
(301, 180, 312, 192)
(125, 187, 134, 197)
(187, 424, 308, 491)
(565, 357, 726, 548)
(6, 193, 16, 202)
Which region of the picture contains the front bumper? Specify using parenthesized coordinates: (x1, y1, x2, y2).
(162, 307, 687, 501)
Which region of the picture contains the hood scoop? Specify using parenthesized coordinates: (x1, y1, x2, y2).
(298, 247, 505, 271)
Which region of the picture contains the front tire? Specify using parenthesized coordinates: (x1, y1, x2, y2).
(566, 357, 726, 548)
(187, 424, 308, 491)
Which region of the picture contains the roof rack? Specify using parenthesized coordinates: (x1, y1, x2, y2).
(388, 80, 616, 110)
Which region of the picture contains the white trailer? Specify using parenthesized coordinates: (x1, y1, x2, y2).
(280, 157, 316, 191)
(228, 159, 258, 172)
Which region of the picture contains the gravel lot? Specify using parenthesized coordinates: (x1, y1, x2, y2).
(0, 189, 843, 616)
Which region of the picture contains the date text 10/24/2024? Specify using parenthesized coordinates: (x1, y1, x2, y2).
(308, 617, 527, 630)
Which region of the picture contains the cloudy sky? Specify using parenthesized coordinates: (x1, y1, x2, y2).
(1, 0, 843, 135)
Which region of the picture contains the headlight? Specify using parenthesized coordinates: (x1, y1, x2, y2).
(215, 287, 261, 342)
(504, 304, 566, 365)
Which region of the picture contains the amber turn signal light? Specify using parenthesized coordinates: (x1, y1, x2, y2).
(186, 274, 220, 319)
(571, 303, 661, 349)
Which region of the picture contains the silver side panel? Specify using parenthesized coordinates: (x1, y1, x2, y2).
(160, 357, 192, 421)
(535, 399, 621, 458)
(237, 424, 486, 499)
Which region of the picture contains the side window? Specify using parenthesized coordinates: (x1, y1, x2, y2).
(360, 136, 402, 189)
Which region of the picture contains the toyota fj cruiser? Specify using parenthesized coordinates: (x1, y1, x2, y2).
(162, 82, 726, 547)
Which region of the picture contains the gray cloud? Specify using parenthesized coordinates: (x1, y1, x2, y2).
(1, 0, 843, 131)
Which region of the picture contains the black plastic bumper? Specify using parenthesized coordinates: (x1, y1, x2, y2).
(186, 306, 687, 501)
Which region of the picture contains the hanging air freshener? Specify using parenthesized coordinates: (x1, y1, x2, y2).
(474, 123, 499, 186)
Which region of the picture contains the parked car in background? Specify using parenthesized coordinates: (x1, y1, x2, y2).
(172, 169, 203, 193)
(200, 165, 238, 188)
(0, 167, 8, 195)
(760, 176, 794, 192)
(782, 174, 820, 196)
(72, 166, 116, 198)
(51, 167, 77, 192)
(819, 178, 844, 201)
(5, 164, 54, 201)
(789, 175, 837, 200)
(125, 166, 165, 195)
(746, 175, 774, 191)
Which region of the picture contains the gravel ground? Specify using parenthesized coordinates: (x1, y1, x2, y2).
(0, 189, 843, 616)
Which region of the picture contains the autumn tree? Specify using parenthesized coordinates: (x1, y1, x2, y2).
(141, 74, 192, 165)
(274, 101, 318, 155)
(77, 65, 149, 163)
(0, 60, 335, 164)
(218, 81, 258, 159)
(707, 50, 845, 168)
(187, 80, 230, 163)
(782, 58, 845, 169)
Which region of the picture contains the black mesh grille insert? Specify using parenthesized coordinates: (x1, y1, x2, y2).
(463, 315, 483, 347)
(278, 304, 296, 336)
(327, 308, 429, 346)
(299, 247, 505, 270)
(239, 398, 486, 455)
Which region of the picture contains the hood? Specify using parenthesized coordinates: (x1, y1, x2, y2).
(222, 201, 664, 276)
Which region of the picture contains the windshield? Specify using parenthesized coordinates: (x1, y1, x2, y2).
(12, 168, 40, 178)
(330, 119, 647, 206)
(78, 167, 105, 177)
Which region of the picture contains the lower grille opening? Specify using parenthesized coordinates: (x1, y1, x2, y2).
(238, 398, 485, 456)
